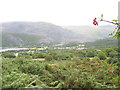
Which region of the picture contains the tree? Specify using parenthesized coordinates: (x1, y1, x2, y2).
(93, 14, 120, 38)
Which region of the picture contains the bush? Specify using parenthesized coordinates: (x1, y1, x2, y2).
(13, 57, 31, 65)
(2, 72, 40, 88)
(74, 50, 86, 57)
(104, 48, 114, 56)
(86, 51, 96, 57)
(2, 52, 16, 58)
(97, 51, 107, 60)
(19, 61, 45, 75)
(109, 50, 118, 58)
(32, 53, 46, 59)
(107, 57, 118, 64)
(37, 53, 46, 58)
(45, 55, 53, 61)
(51, 52, 71, 60)
(18, 54, 32, 59)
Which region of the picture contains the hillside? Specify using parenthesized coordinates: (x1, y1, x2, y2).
(0, 22, 116, 47)
(64, 25, 115, 40)
(1, 22, 83, 47)
(85, 38, 118, 48)
(2, 33, 44, 47)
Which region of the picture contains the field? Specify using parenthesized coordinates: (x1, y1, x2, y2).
(1, 46, 120, 89)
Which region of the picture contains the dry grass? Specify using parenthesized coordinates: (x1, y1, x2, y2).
(32, 58, 46, 61)
(48, 64, 57, 66)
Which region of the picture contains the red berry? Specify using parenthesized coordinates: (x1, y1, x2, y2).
(109, 67, 112, 70)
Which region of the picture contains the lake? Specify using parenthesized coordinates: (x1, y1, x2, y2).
(0, 48, 28, 52)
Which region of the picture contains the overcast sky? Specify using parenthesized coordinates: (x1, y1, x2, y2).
(0, 0, 119, 26)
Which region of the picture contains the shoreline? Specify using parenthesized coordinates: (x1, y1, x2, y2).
(0, 48, 28, 52)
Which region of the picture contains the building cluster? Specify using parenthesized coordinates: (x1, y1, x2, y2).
(54, 44, 87, 50)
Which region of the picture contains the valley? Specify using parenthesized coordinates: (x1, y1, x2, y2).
(1, 22, 119, 89)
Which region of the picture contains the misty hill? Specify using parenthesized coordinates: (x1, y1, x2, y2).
(1, 22, 84, 47)
(0, 22, 115, 47)
(64, 25, 115, 40)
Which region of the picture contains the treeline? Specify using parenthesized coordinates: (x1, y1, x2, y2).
(2, 47, 118, 63)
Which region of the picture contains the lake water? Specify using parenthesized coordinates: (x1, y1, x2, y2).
(0, 48, 28, 52)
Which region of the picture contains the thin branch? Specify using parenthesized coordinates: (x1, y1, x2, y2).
(100, 19, 120, 26)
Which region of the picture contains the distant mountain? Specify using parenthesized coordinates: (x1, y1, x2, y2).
(99, 25, 115, 28)
(1, 22, 84, 47)
(0, 22, 116, 47)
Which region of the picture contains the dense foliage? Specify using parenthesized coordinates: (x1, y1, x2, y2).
(1, 46, 120, 89)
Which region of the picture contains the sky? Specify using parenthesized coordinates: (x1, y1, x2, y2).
(0, 0, 119, 26)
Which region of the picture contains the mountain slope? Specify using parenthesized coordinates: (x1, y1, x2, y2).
(1, 22, 115, 47)
(1, 22, 84, 47)
(85, 38, 118, 48)
(64, 25, 115, 40)
(2, 33, 44, 47)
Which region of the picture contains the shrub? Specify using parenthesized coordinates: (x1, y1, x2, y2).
(2, 52, 16, 58)
(32, 53, 46, 59)
(19, 61, 45, 75)
(13, 57, 31, 65)
(109, 50, 118, 58)
(86, 51, 96, 57)
(97, 51, 107, 60)
(45, 55, 53, 61)
(104, 48, 114, 56)
(2, 72, 40, 88)
(107, 58, 118, 64)
(18, 54, 31, 59)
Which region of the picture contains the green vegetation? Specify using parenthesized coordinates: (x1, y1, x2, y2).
(2, 46, 119, 88)
(97, 51, 106, 60)
(2, 52, 16, 58)
(85, 38, 118, 48)
(2, 33, 44, 47)
(62, 42, 80, 47)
